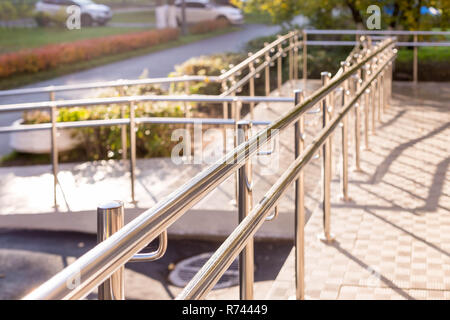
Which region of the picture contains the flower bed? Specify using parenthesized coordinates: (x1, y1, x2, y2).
(0, 28, 180, 78)
(0, 19, 232, 80)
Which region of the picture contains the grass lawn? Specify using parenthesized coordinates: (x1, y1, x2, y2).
(397, 46, 450, 62)
(0, 26, 240, 90)
(0, 26, 148, 54)
(110, 10, 155, 24)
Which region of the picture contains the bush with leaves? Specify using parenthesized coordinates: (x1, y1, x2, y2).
(23, 83, 185, 161)
(0, 28, 180, 78)
(0, 1, 18, 25)
(169, 53, 245, 95)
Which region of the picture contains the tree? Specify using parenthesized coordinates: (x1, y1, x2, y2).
(233, 0, 450, 30)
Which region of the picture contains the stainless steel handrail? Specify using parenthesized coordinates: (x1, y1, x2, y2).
(0, 95, 293, 113)
(301, 29, 449, 84)
(23, 37, 395, 300)
(306, 40, 450, 47)
(218, 32, 297, 81)
(305, 29, 450, 36)
(178, 46, 397, 300)
(0, 30, 301, 209)
(0, 76, 218, 98)
(0, 117, 272, 134)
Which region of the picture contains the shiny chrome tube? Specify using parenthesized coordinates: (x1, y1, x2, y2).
(0, 76, 217, 98)
(23, 38, 396, 300)
(319, 72, 334, 242)
(237, 121, 254, 300)
(178, 48, 397, 300)
(0, 95, 294, 113)
(219, 33, 294, 81)
(97, 201, 125, 300)
(0, 117, 272, 134)
(294, 89, 305, 300)
(50, 92, 58, 209)
(305, 29, 450, 36)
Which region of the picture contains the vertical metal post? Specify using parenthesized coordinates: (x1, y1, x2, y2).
(319, 72, 334, 242)
(288, 33, 294, 86)
(264, 47, 270, 96)
(378, 69, 383, 122)
(97, 201, 125, 300)
(121, 105, 128, 160)
(129, 102, 136, 204)
(302, 30, 307, 94)
(388, 61, 393, 108)
(238, 121, 254, 300)
(277, 38, 282, 95)
(329, 89, 334, 178)
(230, 75, 237, 120)
(340, 62, 349, 202)
(119, 87, 128, 161)
(249, 58, 255, 120)
(372, 58, 377, 134)
(49, 92, 58, 208)
(294, 89, 305, 299)
(413, 34, 418, 84)
(184, 80, 192, 161)
(221, 79, 229, 153)
(294, 31, 299, 81)
(383, 68, 388, 111)
(364, 68, 370, 150)
(354, 74, 362, 172)
(389, 62, 393, 105)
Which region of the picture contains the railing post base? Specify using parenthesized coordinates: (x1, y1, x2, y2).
(318, 233, 335, 244)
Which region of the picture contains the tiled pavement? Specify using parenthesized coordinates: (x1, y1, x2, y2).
(266, 81, 450, 300)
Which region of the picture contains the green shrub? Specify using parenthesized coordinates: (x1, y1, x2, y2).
(394, 47, 450, 81)
(169, 53, 245, 95)
(0, 1, 34, 23)
(23, 84, 186, 160)
(0, 1, 18, 23)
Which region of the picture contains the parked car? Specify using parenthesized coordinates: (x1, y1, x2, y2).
(35, 0, 112, 27)
(175, 0, 244, 25)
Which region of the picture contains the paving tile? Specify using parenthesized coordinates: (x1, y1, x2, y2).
(266, 81, 450, 300)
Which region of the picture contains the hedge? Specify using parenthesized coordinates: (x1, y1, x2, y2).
(23, 83, 185, 160)
(0, 28, 180, 78)
(0, 19, 231, 79)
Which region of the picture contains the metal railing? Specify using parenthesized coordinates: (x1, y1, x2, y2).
(0, 76, 218, 99)
(0, 28, 446, 102)
(0, 31, 304, 208)
(23, 35, 397, 300)
(302, 29, 450, 84)
(0, 94, 289, 206)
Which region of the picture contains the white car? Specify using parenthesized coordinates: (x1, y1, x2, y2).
(35, 0, 112, 26)
(175, 0, 244, 25)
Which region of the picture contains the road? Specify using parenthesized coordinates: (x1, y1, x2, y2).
(0, 23, 282, 157)
(0, 229, 292, 300)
